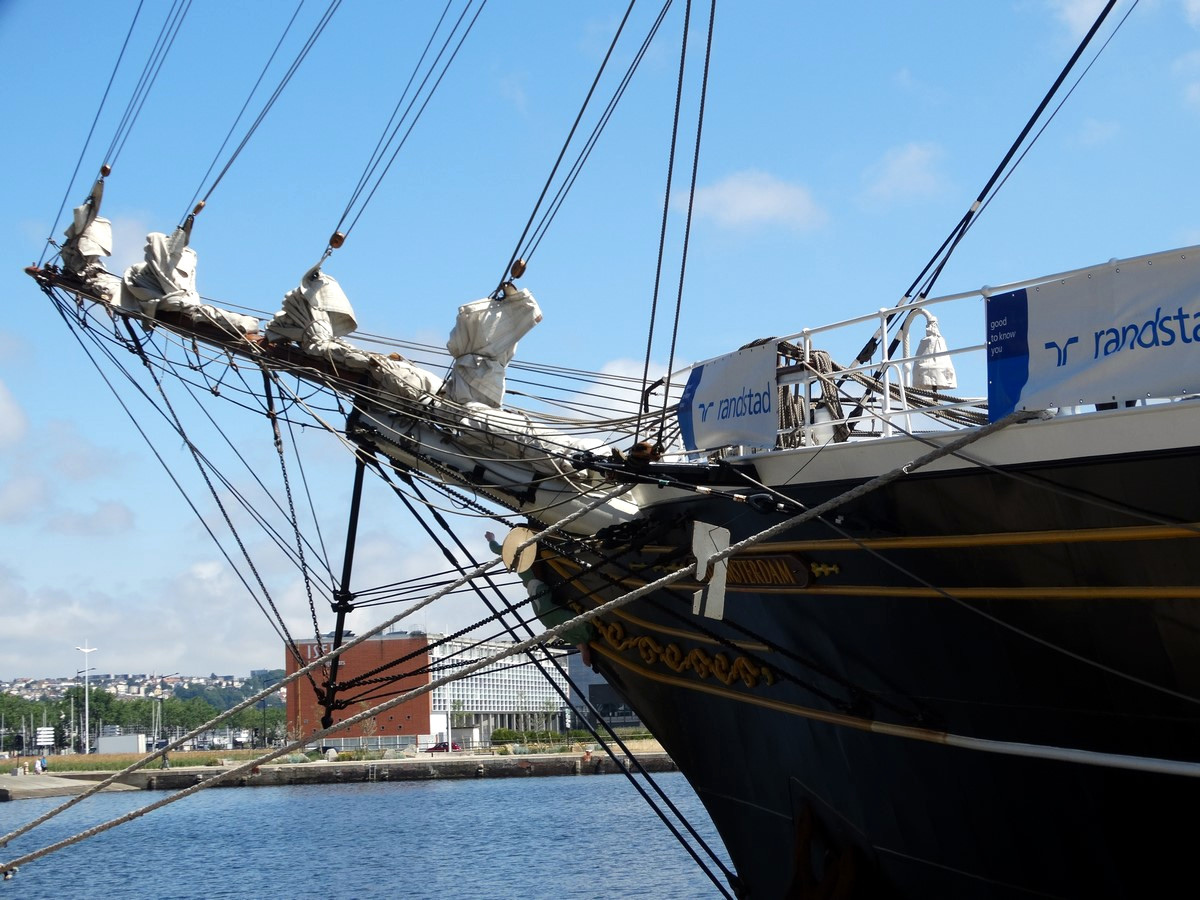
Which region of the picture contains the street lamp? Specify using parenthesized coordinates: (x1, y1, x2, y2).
(154, 673, 179, 745)
(76, 643, 96, 754)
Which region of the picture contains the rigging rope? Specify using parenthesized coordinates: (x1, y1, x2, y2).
(2, 410, 1034, 880)
(332, 1, 488, 248)
(517, 0, 676, 268)
(104, 0, 193, 170)
(189, 0, 344, 216)
(849, 0, 1128, 372)
(183, 0, 308, 218)
(496, 0, 639, 291)
(636, 0, 692, 444)
(955, 0, 1139, 246)
(337, 0, 458, 223)
(111, 313, 320, 691)
(261, 367, 327, 663)
(40, 0, 147, 267)
(655, 0, 716, 446)
(101, 309, 321, 681)
(909, 0, 1125, 305)
(40, 293, 299, 656)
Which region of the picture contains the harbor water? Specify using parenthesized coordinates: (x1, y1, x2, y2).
(0, 771, 733, 898)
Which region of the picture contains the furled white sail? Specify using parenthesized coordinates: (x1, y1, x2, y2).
(266, 264, 359, 354)
(61, 179, 112, 279)
(368, 354, 442, 400)
(443, 288, 542, 407)
(123, 228, 257, 335)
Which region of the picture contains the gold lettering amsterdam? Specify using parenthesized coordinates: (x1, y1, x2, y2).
(725, 554, 812, 588)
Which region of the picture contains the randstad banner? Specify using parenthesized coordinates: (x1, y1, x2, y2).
(678, 343, 777, 451)
(986, 248, 1200, 420)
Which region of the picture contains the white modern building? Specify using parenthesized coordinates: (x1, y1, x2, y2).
(429, 633, 572, 739)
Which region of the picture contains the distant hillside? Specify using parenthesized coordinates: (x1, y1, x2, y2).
(174, 669, 286, 710)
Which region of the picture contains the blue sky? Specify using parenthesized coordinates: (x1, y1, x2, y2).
(2, 0, 1198, 680)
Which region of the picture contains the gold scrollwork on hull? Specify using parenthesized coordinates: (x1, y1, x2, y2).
(594, 617, 776, 689)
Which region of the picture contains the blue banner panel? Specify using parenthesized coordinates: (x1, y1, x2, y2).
(986, 248, 1200, 418)
(677, 344, 778, 451)
(986, 288, 1030, 421)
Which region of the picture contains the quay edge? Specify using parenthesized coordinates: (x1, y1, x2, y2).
(36, 751, 677, 794)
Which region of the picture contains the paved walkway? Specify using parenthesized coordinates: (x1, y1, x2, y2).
(0, 771, 138, 802)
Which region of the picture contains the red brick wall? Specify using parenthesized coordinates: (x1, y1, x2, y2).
(285, 634, 433, 742)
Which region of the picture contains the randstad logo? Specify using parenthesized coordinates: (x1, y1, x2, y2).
(1047, 306, 1200, 368)
(697, 384, 773, 422)
(1044, 336, 1078, 367)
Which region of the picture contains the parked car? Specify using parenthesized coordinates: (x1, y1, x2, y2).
(423, 742, 462, 752)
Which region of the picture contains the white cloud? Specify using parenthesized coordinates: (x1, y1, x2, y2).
(44, 421, 131, 482)
(1077, 117, 1120, 146)
(0, 330, 29, 364)
(0, 557, 284, 678)
(1046, 0, 1110, 37)
(689, 170, 827, 231)
(893, 67, 917, 91)
(1171, 49, 1200, 110)
(0, 380, 28, 448)
(860, 142, 948, 203)
(0, 474, 47, 522)
(1185, 0, 1200, 28)
(45, 500, 135, 536)
(891, 66, 945, 105)
(109, 215, 152, 275)
(498, 75, 529, 117)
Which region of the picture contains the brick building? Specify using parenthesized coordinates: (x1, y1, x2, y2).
(286, 630, 570, 749)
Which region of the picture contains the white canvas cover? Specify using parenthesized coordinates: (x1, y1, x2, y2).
(61, 179, 112, 277)
(914, 318, 957, 389)
(123, 228, 257, 335)
(266, 265, 358, 354)
(443, 288, 543, 407)
(124, 228, 199, 316)
(368, 354, 441, 400)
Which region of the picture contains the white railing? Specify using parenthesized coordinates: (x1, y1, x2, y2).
(775, 290, 987, 445)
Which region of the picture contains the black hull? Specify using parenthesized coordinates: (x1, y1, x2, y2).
(555, 424, 1200, 898)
